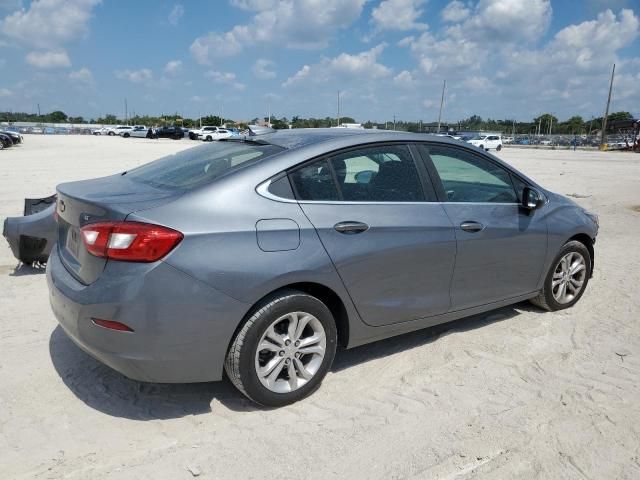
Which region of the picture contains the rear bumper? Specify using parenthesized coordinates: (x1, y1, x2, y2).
(47, 247, 249, 383)
(3, 203, 56, 264)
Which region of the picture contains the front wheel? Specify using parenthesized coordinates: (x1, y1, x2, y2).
(225, 290, 337, 407)
(496, 144, 502, 151)
(123, 133, 130, 138)
(530, 240, 591, 311)
(108, 131, 115, 136)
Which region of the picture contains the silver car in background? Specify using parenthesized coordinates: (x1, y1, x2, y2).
(47, 129, 598, 406)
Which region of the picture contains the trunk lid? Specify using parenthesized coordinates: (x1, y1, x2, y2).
(56, 173, 180, 285)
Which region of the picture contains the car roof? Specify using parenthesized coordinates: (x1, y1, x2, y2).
(254, 128, 461, 150)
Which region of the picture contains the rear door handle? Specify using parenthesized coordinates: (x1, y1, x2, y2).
(460, 221, 485, 233)
(334, 221, 369, 234)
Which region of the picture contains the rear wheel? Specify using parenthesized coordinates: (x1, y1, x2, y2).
(496, 144, 502, 151)
(225, 290, 337, 407)
(530, 240, 591, 311)
(123, 133, 130, 138)
(108, 131, 115, 136)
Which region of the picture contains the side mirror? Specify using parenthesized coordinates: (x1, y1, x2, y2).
(522, 187, 545, 210)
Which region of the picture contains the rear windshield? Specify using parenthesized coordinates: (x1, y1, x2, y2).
(126, 141, 285, 190)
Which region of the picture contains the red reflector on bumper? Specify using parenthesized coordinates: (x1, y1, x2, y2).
(91, 318, 134, 332)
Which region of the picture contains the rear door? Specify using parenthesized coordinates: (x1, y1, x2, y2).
(418, 143, 547, 310)
(289, 143, 456, 327)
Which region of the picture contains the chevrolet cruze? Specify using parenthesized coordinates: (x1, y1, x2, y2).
(47, 129, 598, 406)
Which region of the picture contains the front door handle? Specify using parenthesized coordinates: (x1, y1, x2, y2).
(460, 221, 485, 233)
(334, 221, 369, 234)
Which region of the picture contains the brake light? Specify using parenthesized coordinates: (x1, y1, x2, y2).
(80, 221, 183, 262)
(91, 318, 134, 332)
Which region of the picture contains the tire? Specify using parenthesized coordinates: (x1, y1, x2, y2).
(0, 142, 4, 150)
(496, 144, 502, 151)
(530, 240, 591, 311)
(206, 136, 212, 142)
(479, 144, 484, 150)
(108, 131, 115, 136)
(123, 133, 130, 138)
(225, 290, 338, 407)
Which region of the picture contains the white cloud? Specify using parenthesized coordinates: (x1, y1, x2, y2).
(465, 0, 552, 43)
(164, 59, 182, 75)
(371, 0, 427, 31)
(0, 87, 12, 96)
(282, 44, 391, 87)
(393, 70, 416, 88)
(168, 4, 184, 26)
(116, 68, 153, 83)
(441, 1, 470, 22)
(69, 67, 93, 82)
(205, 70, 246, 90)
(462, 75, 491, 91)
(1, 0, 101, 49)
(25, 50, 71, 68)
(253, 58, 276, 79)
(282, 65, 311, 87)
(190, 0, 365, 63)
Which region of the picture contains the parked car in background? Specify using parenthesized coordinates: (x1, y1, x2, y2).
(155, 125, 184, 139)
(47, 129, 598, 407)
(189, 125, 220, 140)
(0, 130, 23, 144)
(92, 127, 111, 135)
(0, 132, 13, 149)
(199, 127, 232, 141)
(467, 134, 503, 151)
(119, 125, 148, 138)
(124, 126, 154, 138)
(31, 127, 43, 134)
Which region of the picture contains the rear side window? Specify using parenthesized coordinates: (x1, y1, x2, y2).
(289, 145, 425, 202)
(127, 142, 284, 190)
(289, 159, 340, 201)
(423, 145, 518, 203)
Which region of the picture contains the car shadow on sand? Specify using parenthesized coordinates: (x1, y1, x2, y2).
(49, 302, 543, 419)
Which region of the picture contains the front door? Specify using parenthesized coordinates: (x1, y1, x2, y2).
(289, 144, 457, 327)
(420, 144, 548, 310)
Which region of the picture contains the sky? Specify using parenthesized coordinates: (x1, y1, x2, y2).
(0, 0, 639, 123)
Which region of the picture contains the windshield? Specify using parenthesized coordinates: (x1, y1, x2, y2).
(126, 141, 284, 190)
(471, 135, 487, 140)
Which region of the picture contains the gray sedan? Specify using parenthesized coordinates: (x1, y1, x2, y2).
(47, 129, 598, 406)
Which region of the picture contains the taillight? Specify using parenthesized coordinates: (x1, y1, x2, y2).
(80, 221, 183, 262)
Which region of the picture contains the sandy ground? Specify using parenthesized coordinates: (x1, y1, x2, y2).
(1, 135, 639, 479)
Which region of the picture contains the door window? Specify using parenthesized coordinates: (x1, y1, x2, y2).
(289, 145, 425, 202)
(423, 145, 517, 203)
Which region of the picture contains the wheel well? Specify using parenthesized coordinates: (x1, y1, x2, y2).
(568, 233, 595, 275)
(238, 283, 350, 348)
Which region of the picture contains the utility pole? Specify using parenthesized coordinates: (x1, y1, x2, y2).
(37, 103, 41, 118)
(437, 80, 446, 133)
(336, 90, 340, 127)
(548, 116, 553, 136)
(600, 63, 615, 150)
(124, 98, 128, 125)
(267, 101, 270, 127)
(393, 114, 396, 131)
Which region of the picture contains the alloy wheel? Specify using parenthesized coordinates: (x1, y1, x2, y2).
(551, 251, 587, 304)
(254, 311, 327, 393)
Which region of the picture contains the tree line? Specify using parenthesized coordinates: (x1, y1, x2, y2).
(0, 110, 634, 135)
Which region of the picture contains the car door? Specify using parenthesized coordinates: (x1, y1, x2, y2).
(289, 143, 457, 327)
(418, 143, 548, 310)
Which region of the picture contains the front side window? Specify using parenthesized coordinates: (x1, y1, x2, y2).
(423, 145, 517, 203)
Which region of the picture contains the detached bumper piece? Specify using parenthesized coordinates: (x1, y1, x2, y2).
(3, 194, 57, 265)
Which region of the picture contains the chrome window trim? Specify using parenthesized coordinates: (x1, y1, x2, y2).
(257, 180, 523, 206)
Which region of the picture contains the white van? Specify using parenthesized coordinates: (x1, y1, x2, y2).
(467, 134, 503, 151)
